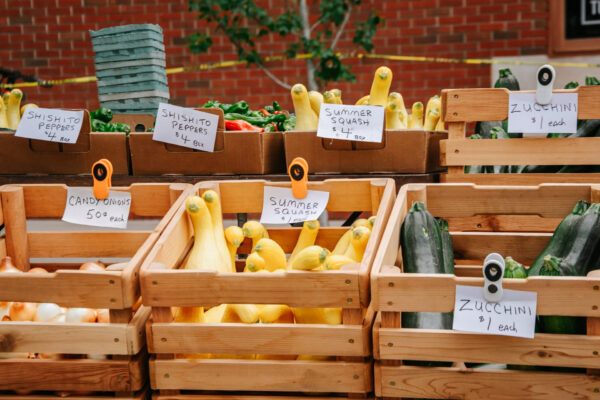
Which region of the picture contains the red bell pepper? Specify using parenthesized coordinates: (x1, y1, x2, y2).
(225, 120, 263, 132)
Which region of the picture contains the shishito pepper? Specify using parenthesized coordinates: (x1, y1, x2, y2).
(224, 112, 286, 127)
(91, 119, 107, 132)
(203, 100, 250, 115)
(115, 123, 131, 134)
(90, 107, 113, 123)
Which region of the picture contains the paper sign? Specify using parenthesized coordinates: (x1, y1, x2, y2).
(317, 104, 384, 143)
(15, 107, 83, 143)
(507, 93, 578, 136)
(152, 103, 219, 151)
(62, 187, 131, 229)
(260, 186, 329, 224)
(452, 285, 537, 339)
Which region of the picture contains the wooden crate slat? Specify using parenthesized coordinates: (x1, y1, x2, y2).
(0, 392, 147, 400)
(378, 327, 600, 368)
(376, 272, 600, 316)
(442, 137, 600, 166)
(150, 322, 368, 356)
(214, 179, 377, 214)
(446, 215, 562, 232)
(424, 184, 592, 218)
(142, 270, 361, 308)
(376, 364, 600, 399)
(0, 355, 144, 392)
(18, 183, 181, 218)
(0, 270, 125, 308)
(150, 359, 372, 393)
(452, 232, 551, 262)
(27, 231, 151, 258)
(442, 86, 600, 122)
(152, 396, 357, 400)
(442, 172, 600, 185)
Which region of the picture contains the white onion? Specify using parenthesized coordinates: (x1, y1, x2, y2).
(86, 354, 108, 360)
(79, 261, 106, 271)
(0, 301, 11, 320)
(96, 309, 110, 323)
(0, 257, 21, 273)
(65, 308, 97, 323)
(34, 303, 62, 322)
(9, 302, 37, 321)
(28, 267, 49, 274)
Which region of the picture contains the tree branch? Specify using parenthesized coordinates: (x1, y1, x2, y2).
(258, 63, 292, 90)
(330, 2, 353, 50)
(298, 0, 318, 91)
(309, 20, 321, 33)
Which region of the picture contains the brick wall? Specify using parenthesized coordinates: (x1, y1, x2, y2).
(2, 0, 548, 112)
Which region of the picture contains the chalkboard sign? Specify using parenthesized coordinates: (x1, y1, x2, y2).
(550, 0, 600, 55)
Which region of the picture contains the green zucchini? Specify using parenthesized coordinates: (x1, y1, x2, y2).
(553, 203, 600, 277)
(564, 81, 579, 89)
(528, 200, 589, 276)
(494, 68, 520, 91)
(503, 257, 527, 278)
(475, 120, 503, 139)
(436, 218, 455, 274)
(401, 202, 452, 366)
(538, 255, 586, 335)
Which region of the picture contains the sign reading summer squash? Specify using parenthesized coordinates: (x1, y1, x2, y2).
(317, 103, 384, 143)
(260, 186, 329, 225)
(153, 103, 219, 151)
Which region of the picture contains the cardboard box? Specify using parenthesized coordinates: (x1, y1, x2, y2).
(129, 108, 285, 175)
(0, 110, 129, 175)
(113, 113, 156, 132)
(284, 129, 447, 174)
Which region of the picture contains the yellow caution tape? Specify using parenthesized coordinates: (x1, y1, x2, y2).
(2, 52, 600, 89)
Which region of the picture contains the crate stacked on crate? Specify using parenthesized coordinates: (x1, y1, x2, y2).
(371, 183, 600, 399)
(140, 178, 396, 399)
(90, 24, 169, 115)
(441, 85, 600, 184)
(0, 182, 189, 399)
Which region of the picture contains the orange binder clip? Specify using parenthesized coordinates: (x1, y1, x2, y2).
(92, 159, 113, 200)
(288, 157, 308, 199)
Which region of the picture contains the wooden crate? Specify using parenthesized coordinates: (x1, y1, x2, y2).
(0, 182, 190, 397)
(284, 130, 446, 174)
(140, 179, 396, 397)
(441, 85, 600, 184)
(371, 183, 600, 399)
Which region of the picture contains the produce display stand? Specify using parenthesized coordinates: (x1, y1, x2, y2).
(128, 108, 285, 175)
(0, 110, 129, 175)
(0, 182, 190, 398)
(441, 85, 600, 184)
(140, 178, 396, 399)
(284, 129, 446, 174)
(371, 183, 600, 399)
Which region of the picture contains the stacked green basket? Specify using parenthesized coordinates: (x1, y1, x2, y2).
(90, 24, 169, 115)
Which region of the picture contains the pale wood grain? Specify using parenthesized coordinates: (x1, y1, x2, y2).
(152, 396, 356, 400)
(150, 358, 372, 393)
(452, 232, 551, 262)
(443, 137, 600, 166)
(446, 214, 562, 232)
(150, 321, 367, 356)
(442, 172, 600, 185)
(1, 186, 29, 270)
(442, 86, 600, 122)
(377, 364, 600, 399)
(0, 355, 145, 392)
(0, 391, 147, 400)
(377, 327, 600, 368)
(376, 273, 600, 316)
(27, 231, 151, 258)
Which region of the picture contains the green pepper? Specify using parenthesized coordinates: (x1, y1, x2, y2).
(224, 112, 286, 127)
(224, 100, 250, 115)
(103, 122, 118, 132)
(115, 123, 131, 134)
(283, 115, 296, 131)
(91, 119, 107, 132)
(564, 81, 579, 89)
(585, 76, 600, 86)
(90, 107, 113, 123)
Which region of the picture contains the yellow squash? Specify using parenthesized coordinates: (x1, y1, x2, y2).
(259, 304, 294, 323)
(290, 245, 329, 271)
(20, 103, 37, 116)
(202, 190, 232, 273)
(224, 225, 244, 271)
(435, 95, 445, 131)
(183, 196, 228, 273)
(173, 306, 205, 323)
(368, 66, 393, 106)
(331, 88, 342, 104)
(287, 220, 319, 268)
(424, 109, 440, 131)
(244, 251, 266, 272)
(291, 83, 319, 130)
(222, 304, 260, 324)
(355, 95, 370, 105)
(324, 254, 356, 270)
(7, 89, 23, 130)
(343, 226, 371, 262)
(292, 307, 342, 325)
(323, 90, 337, 104)
(408, 102, 424, 129)
(253, 238, 287, 271)
(308, 91, 324, 116)
(385, 101, 404, 130)
(332, 229, 352, 255)
(0, 100, 8, 129)
(242, 220, 268, 249)
(368, 216, 376, 228)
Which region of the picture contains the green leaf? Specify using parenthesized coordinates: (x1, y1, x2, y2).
(185, 33, 213, 54)
(353, 11, 383, 52)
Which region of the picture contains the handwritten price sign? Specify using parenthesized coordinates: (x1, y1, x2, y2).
(15, 108, 83, 143)
(507, 93, 578, 136)
(62, 187, 132, 229)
